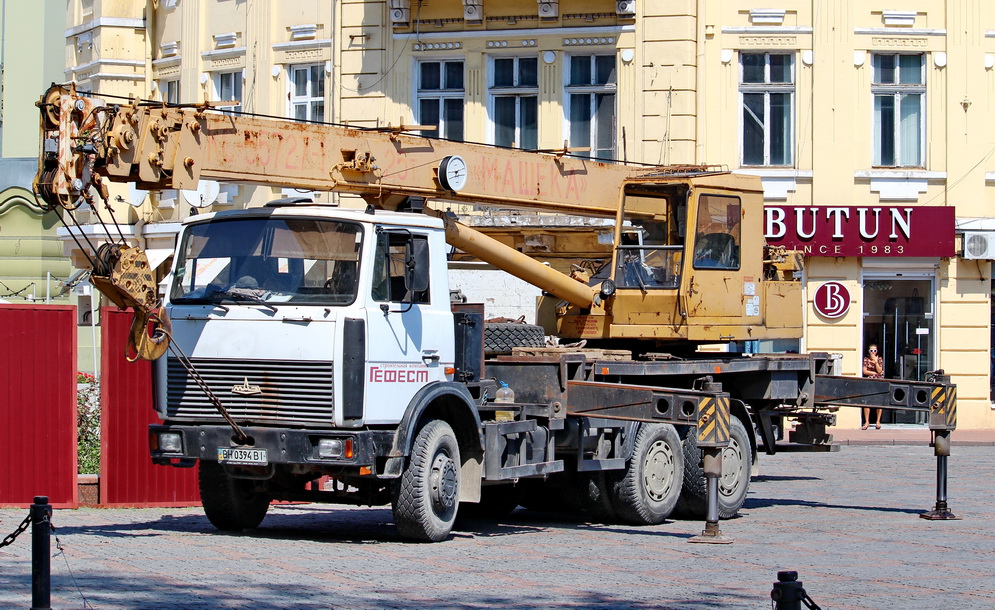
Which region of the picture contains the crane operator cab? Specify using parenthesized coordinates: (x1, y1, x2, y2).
(549, 172, 800, 347)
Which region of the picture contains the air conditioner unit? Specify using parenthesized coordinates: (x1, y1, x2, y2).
(961, 231, 995, 260)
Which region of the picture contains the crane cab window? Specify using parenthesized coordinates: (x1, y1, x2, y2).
(692, 194, 741, 270)
(615, 194, 685, 290)
(371, 232, 431, 304)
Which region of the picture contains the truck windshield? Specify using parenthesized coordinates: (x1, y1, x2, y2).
(170, 217, 363, 306)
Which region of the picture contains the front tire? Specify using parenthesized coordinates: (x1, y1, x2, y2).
(675, 416, 752, 519)
(609, 423, 683, 525)
(392, 420, 461, 542)
(198, 461, 271, 530)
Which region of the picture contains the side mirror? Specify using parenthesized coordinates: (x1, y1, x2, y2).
(405, 238, 430, 294)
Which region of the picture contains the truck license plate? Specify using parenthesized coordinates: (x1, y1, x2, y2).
(217, 447, 268, 466)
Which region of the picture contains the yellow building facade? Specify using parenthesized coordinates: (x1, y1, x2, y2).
(66, 0, 995, 428)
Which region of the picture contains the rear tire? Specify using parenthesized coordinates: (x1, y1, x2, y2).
(609, 423, 683, 525)
(392, 420, 461, 542)
(674, 417, 752, 519)
(198, 461, 271, 530)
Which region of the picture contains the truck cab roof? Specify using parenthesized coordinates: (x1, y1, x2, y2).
(180, 203, 446, 231)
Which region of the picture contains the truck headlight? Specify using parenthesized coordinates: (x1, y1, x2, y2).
(317, 439, 344, 458)
(317, 438, 354, 459)
(158, 432, 183, 453)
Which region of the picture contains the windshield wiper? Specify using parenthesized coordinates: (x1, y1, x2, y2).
(215, 289, 278, 313)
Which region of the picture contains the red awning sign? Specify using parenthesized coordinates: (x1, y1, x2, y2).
(765, 206, 955, 257)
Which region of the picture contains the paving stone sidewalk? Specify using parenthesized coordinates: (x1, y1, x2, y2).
(1, 444, 992, 609)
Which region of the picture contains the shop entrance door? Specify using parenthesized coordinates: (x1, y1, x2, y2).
(862, 275, 934, 425)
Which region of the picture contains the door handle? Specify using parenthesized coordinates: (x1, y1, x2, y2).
(422, 351, 441, 363)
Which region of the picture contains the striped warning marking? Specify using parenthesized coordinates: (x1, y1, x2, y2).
(697, 395, 731, 445)
(930, 386, 957, 429)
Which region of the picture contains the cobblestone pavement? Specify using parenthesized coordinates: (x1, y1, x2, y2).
(1, 445, 993, 609)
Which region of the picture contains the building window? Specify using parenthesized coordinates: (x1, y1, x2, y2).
(417, 60, 464, 141)
(162, 79, 179, 104)
(567, 54, 616, 160)
(214, 71, 242, 114)
(872, 54, 925, 167)
(290, 64, 325, 122)
(490, 56, 538, 150)
(740, 53, 793, 167)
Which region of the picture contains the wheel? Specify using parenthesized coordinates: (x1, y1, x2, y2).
(609, 423, 683, 525)
(459, 483, 523, 519)
(392, 420, 461, 542)
(483, 322, 546, 355)
(198, 460, 271, 530)
(674, 416, 752, 520)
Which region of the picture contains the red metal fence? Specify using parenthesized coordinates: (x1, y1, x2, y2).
(0, 304, 78, 508)
(100, 308, 199, 506)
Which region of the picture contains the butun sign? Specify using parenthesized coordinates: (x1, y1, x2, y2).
(764, 206, 955, 257)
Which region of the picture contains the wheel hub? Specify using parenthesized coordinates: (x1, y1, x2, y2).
(430, 453, 458, 509)
(720, 437, 745, 497)
(642, 439, 676, 502)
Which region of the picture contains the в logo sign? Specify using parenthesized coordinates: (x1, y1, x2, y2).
(813, 281, 850, 319)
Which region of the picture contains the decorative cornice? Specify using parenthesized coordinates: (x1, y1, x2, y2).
(854, 170, 945, 179)
(69, 58, 145, 73)
(65, 17, 145, 38)
(854, 28, 945, 36)
(395, 24, 630, 40)
(0, 187, 47, 216)
(152, 57, 182, 69)
(272, 39, 333, 52)
(289, 24, 319, 41)
(67, 72, 147, 83)
(722, 26, 813, 35)
(201, 47, 247, 62)
(750, 9, 786, 25)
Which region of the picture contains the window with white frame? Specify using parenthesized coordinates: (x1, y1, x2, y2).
(490, 56, 538, 150)
(289, 64, 325, 122)
(740, 52, 793, 167)
(162, 79, 179, 104)
(417, 60, 464, 141)
(214, 71, 242, 114)
(566, 54, 616, 160)
(872, 53, 925, 167)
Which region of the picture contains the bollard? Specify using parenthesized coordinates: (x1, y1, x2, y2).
(771, 570, 821, 609)
(30, 496, 52, 610)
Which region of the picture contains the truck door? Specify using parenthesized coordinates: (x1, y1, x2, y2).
(685, 191, 751, 319)
(363, 229, 449, 424)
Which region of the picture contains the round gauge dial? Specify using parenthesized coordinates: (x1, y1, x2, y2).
(438, 155, 468, 192)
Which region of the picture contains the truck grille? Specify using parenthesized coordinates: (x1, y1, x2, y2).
(166, 357, 335, 428)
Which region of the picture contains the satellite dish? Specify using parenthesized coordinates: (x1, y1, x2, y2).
(127, 183, 148, 208)
(181, 180, 221, 208)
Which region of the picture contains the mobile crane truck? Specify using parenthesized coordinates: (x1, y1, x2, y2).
(34, 84, 959, 542)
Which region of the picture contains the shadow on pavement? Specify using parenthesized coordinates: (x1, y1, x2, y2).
(47, 504, 698, 545)
(742, 497, 925, 514)
(3, 566, 761, 609)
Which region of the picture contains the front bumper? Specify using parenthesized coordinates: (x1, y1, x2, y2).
(150, 424, 396, 469)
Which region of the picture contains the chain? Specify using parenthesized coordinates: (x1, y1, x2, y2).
(52, 524, 93, 609)
(0, 513, 32, 548)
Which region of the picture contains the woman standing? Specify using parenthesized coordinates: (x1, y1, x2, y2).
(862, 344, 884, 429)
